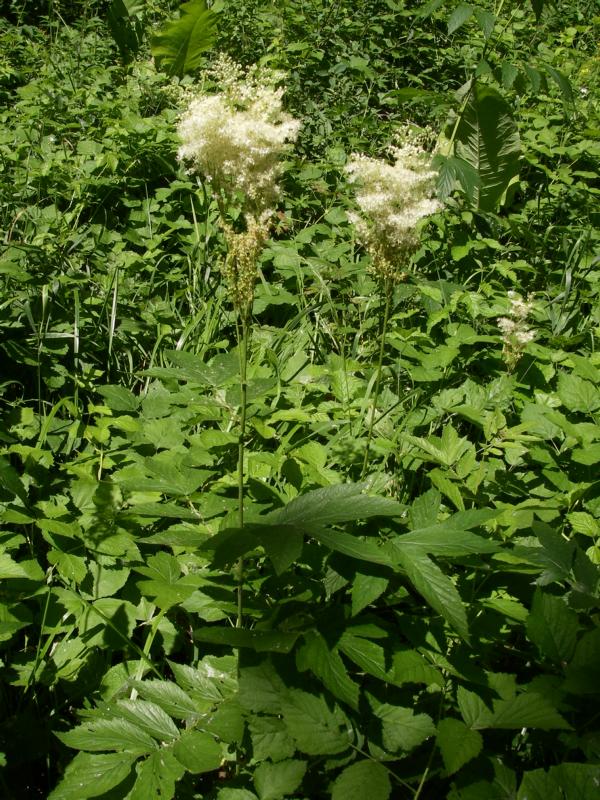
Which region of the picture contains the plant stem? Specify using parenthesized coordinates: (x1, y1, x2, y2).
(236, 316, 249, 630)
(361, 279, 391, 479)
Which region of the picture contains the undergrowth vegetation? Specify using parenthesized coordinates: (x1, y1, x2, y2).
(1, 0, 599, 798)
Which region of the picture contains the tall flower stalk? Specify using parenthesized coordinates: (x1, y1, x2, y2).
(177, 55, 300, 630)
(345, 128, 441, 477)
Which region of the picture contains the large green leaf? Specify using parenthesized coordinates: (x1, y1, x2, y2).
(374, 704, 435, 752)
(281, 690, 352, 755)
(518, 763, 600, 800)
(194, 627, 300, 653)
(172, 730, 223, 773)
(394, 546, 469, 641)
(436, 718, 483, 775)
(56, 718, 157, 756)
(151, 1, 217, 77)
(296, 631, 360, 709)
(457, 686, 571, 730)
(454, 80, 521, 210)
(331, 760, 391, 800)
(48, 752, 137, 800)
(106, 0, 146, 64)
(253, 759, 307, 800)
(526, 588, 578, 664)
(129, 750, 185, 800)
(265, 483, 403, 530)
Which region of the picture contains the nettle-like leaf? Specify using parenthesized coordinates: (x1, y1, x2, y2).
(106, 0, 146, 64)
(151, 1, 217, 77)
(253, 759, 307, 800)
(392, 545, 470, 641)
(296, 630, 360, 709)
(453, 80, 521, 210)
(330, 760, 391, 800)
(526, 588, 579, 664)
(436, 717, 483, 775)
(48, 752, 137, 800)
(280, 689, 352, 755)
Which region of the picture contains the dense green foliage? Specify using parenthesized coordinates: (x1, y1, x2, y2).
(1, 0, 599, 797)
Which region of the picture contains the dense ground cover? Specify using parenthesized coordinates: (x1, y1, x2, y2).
(1, 0, 599, 797)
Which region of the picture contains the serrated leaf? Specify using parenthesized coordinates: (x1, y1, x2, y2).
(437, 717, 483, 775)
(296, 631, 360, 709)
(151, 0, 216, 77)
(256, 524, 304, 575)
(194, 626, 299, 653)
(557, 373, 600, 413)
(57, 718, 157, 755)
(0, 552, 45, 581)
(394, 545, 469, 641)
(281, 689, 352, 755)
(331, 760, 391, 800)
(448, 3, 474, 35)
(172, 729, 222, 773)
(518, 763, 600, 800)
(96, 384, 140, 412)
(388, 528, 498, 557)
(111, 699, 180, 743)
(48, 752, 136, 800)
(266, 483, 403, 529)
(129, 750, 185, 800)
(248, 716, 296, 762)
(374, 704, 435, 752)
(454, 80, 521, 211)
(568, 512, 600, 537)
(473, 8, 495, 38)
(253, 759, 307, 800)
(526, 588, 578, 664)
(130, 680, 198, 720)
(458, 686, 571, 730)
(311, 526, 392, 566)
(239, 660, 288, 715)
(351, 572, 389, 615)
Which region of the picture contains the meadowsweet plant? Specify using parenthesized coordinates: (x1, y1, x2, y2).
(345, 125, 441, 283)
(176, 56, 301, 634)
(346, 126, 441, 474)
(497, 290, 536, 371)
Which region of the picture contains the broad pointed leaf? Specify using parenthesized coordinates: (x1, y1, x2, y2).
(151, 1, 217, 77)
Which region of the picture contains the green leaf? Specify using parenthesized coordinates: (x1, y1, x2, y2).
(311, 527, 392, 566)
(296, 631, 360, 709)
(543, 64, 574, 103)
(130, 680, 198, 720)
(239, 660, 288, 715)
(48, 752, 136, 799)
(473, 8, 495, 38)
(457, 686, 571, 730)
(0, 456, 28, 504)
(0, 552, 44, 581)
(454, 80, 521, 211)
(281, 689, 352, 755)
(394, 546, 469, 641)
(256, 524, 304, 575)
(253, 759, 307, 800)
(526, 588, 578, 664)
(518, 763, 600, 800)
(151, 1, 217, 77)
(96, 384, 140, 412)
(447, 3, 474, 35)
(266, 483, 403, 530)
(374, 704, 435, 752)
(194, 627, 300, 653)
(129, 750, 185, 800)
(110, 699, 180, 743)
(248, 716, 296, 762)
(331, 760, 391, 800)
(351, 572, 389, 616)
(557, 373, 600, 413)
(437, 718, 483, 775)
(388, 528, 498, 557)
(434, 154, 482, 200)
(172, 729, 222, 773)
(57, 718, 157, 755)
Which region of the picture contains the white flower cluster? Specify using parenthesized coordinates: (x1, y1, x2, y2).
(345, 128, 441, 280)
(176, 55, 301, 211)
(497, 290, 536, 370)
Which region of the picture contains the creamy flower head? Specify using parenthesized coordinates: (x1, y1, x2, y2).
(177, 55, 300, 210)
(498, 291, 536, 370)
(345, 126, 441, 277)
